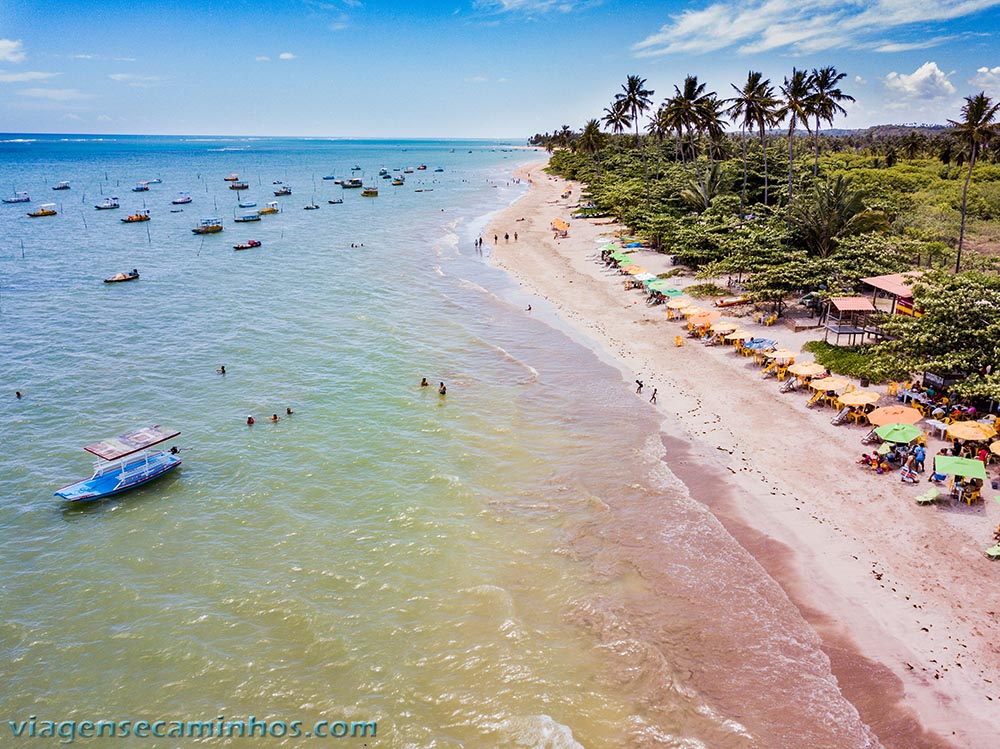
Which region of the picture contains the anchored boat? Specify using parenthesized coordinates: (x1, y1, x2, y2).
(192, 217, 224, 234)
(54, 425, 182, 502)
(28, 203, 57, 217)
(95, 196, 120, 210)
(121, 210, 150, 223)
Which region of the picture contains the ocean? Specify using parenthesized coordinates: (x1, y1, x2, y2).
(0, 135, 874, 748)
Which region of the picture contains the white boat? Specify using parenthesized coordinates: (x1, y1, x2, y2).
(172, 192, 192, 204)
(234, 212, 261, 222)
(95, 196, 120, 210)
(2, 191, 30, 203)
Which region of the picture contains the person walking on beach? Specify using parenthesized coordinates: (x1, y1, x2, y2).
(514, 232, 518, 241)
(649, 388, 657, 404)
(913, 443, 926, 473)
(635, 379, 643, 394)
(494, 234, 498, 245)
(504, 232, 509, 242)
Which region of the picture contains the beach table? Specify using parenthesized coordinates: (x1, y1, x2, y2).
(924, 418, 949, 440)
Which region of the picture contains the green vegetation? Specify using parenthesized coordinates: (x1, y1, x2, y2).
(531, 73, 1000, 399)
(685, 282, 729, 299)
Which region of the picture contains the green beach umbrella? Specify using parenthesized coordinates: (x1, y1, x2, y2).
(933, 455, 987, 481)
(874, 423, 922, 444)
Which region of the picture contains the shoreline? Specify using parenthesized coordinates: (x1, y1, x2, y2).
(485, 159, 1000, 747)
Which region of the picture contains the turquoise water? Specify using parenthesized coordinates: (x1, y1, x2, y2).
(0, 136, 873, 748)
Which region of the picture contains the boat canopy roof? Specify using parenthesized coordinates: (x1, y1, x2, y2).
(84, 425, 180, 461)
(38, 203, 57, 209)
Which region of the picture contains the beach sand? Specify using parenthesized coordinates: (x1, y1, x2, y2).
(486, 160, 1000, 748)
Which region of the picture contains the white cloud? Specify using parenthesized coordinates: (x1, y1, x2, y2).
(0, 71, 58, 83)
(0, 38, 26, 63)
(970, 65, 1000, 98)
(854, 75, 867, 85)
(108, 73, 162, 87)
(465, 75, 488, 83)
(873, 35, 956, 52)
(279, 52, 296, 60)
(18, 87, 92, 101)
(884, 61, 956, 100)
(256, 55, 271, 62)
(632, 0, 1000, 57)
(475, 0, 580, 12)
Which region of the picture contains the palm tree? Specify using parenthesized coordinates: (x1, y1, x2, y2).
(663, 75, 711, 164)
(577, 119, 606, 178)
(615, 75, 655, 207)
(601, 100, 631, 153)
(948, 92, 1000, 272)
(727, 71, 780, 216)
(808, 66, 854, 175)
(791, 175, 889, 257)
(779, 68, 813, 224)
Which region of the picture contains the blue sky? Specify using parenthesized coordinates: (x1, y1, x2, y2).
(1, 0, 999, 137)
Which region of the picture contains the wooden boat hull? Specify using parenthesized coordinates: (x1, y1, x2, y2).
(104, 273, 139, 283)
(55, 453, 181, 502)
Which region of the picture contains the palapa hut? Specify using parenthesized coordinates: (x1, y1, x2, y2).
(861, 271, 924, 316)
(822, 296, 879, 346)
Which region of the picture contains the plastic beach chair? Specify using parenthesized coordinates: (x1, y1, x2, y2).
(985, 544, 1000, 560)
(915, 488, 939, 505)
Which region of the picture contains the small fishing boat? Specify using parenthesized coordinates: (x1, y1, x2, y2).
(224, 174, 239, 181)
(361, 185, 378, 197)
(351, 164, 361, 171)
(121, 210, 150, 223)
(378, 168, 389, 176)
(380, 173, 392, 180)
(104, 268, 139, 283)
(273, 185, 292, 196)
(342, 177, 363, 189)
(434, 167, 444, 172)
(28, 203, 57, 217)
(234, 212, 261, 222)
(192, 217, 224, 234)
(328, 198, 343, 204)
(132, 182, 150, 192)
(229, 181, 249, 190)
(95, 196, 120, 210)
(257, 201, 280, 215)
(54, 425, 182, 502)
(416, 164, 427, 171)
(304, 203, 319, 210)
(172, 192, 192, 204)
(233, 240, 261, 250)
(52, 181, 71, 190)
(322, 175, 336, 180)
(147, 178, 162, 184)
(403, 168, 414, 174)
(2, 191, 30, 203)
(238, 200, 257, 208)
(333, 179, 344, 185)
(391, 176, 405, 186)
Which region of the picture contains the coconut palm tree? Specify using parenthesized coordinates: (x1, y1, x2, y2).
(948, 91, 1000, 271)
(663, 75, 711, 164)
(577, 119, 606, 178)
(727, 71, 780, 216)
(615, 75, 655, 207)
(808, 66, 854, 176)
(601, 100, 631, 153)
(779, 68, 813, 224)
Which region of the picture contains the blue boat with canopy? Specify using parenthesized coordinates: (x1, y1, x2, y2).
(54, 426, 182, 502)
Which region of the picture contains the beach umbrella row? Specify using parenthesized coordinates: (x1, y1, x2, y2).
(875, 422, 923, 444)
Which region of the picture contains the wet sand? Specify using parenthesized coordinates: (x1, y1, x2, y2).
(486, 160, 1000, 748)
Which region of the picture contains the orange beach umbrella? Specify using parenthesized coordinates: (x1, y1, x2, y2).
(666, 297, 690, 310)
(866, 405, 923, 427)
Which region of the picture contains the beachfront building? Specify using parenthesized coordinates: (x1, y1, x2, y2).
(822, 296, 880, 347)
(862, 271, 924, 316)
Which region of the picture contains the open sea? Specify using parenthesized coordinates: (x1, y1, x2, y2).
(0, 135, 875, 748)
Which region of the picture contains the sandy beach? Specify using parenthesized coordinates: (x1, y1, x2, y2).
(486, 159, 1000, 748)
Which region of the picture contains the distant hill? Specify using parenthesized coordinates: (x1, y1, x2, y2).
(824, 124, 951, 137)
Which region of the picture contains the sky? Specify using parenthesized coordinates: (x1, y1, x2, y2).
(1, 0, 999, 138)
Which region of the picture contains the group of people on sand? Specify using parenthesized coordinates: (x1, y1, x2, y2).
(860, 442, 926, 481)
(421, 378, 447, 395)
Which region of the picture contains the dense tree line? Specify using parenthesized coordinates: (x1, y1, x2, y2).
(530, 71, 1000, 395)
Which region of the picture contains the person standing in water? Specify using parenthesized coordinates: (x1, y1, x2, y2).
(438, 382, 447, 395)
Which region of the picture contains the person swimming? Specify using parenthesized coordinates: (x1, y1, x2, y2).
(217, 365, 226, 374)
(286, 407, 293, 415)
(420, 378, 429, 387)
(271, 413, 280, 422)
(438, 382, 447, 395)
(246, 415, 254, 426)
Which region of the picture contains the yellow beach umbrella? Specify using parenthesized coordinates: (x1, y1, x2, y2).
(838, 391, 881, 407)
(763, 348, 797, 361)
(620, 264, 641, 273)
(680, 306, 705, 317)
(989, 441, 1000, 456)
(787, 362, 826, 377)
(724, 329, 754, 341)
(625, 265, 647, 275)
(946, 421, 997, 441)
(710, 322, 738, 334)
(807, 376, 851, 392)
(666, 297, 690, 310)
(866, 405, 923, 426)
